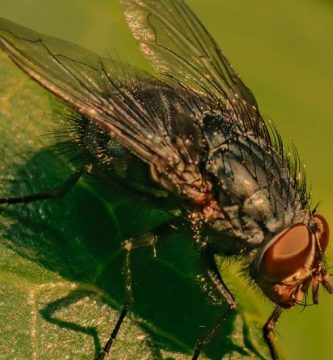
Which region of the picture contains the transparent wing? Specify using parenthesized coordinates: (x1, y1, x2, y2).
(121, 0, 270, 140)
(0, 17, 207, 200)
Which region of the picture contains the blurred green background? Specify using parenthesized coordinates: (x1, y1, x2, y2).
(0, 0, 333, 359)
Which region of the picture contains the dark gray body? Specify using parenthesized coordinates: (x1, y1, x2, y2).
(62, 82, 308, 256)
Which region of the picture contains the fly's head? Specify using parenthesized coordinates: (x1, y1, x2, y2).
(250, 214, 333, 308)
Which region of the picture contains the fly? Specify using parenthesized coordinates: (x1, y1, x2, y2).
(0, 1, 332, 359)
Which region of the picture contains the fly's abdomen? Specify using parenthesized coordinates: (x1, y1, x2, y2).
(53, 110, 165, 196)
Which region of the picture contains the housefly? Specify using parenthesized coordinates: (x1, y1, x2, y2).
(0, 0, 332, 359)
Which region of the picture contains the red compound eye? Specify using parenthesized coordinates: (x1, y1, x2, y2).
(313, 214, 329, 253)
(260, 224, 312, 281)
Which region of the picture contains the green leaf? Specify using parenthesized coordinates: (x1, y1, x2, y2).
(0, 53, 272, 360)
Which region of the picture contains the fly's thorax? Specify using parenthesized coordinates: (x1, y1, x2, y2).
(249, 214, 333, 308)
(202, 204, 265, 254)
(201, 204, 309, 258)
(201, 115, 309, 249)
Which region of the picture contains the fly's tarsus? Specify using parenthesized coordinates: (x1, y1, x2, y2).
(263, 307, 282, 360)
(0, 167, 85, 205)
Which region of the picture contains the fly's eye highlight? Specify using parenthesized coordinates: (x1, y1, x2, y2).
(260, 224, 312, 281)
(313, 214, 330, 253)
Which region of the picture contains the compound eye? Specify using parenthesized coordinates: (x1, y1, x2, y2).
(260, 224, 312, 281)
(313, 214, 329, 253)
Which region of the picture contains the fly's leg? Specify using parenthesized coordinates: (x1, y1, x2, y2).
(95, 228, 167, 360)
(192, 249, 237, 360)
(0, 167, 85, 205)
(95, 242, 134, 360)
(263, 307, 282, 360)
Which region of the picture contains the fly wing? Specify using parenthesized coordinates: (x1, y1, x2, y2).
(0, 17, 209, 200)
(121, 0, 270, 141)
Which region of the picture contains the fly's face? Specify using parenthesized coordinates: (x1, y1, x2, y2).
(251, 214, 333, 308)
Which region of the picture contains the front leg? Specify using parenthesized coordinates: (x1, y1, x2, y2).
(263, 307, 282, 360)
(192, 248, 237, 360)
